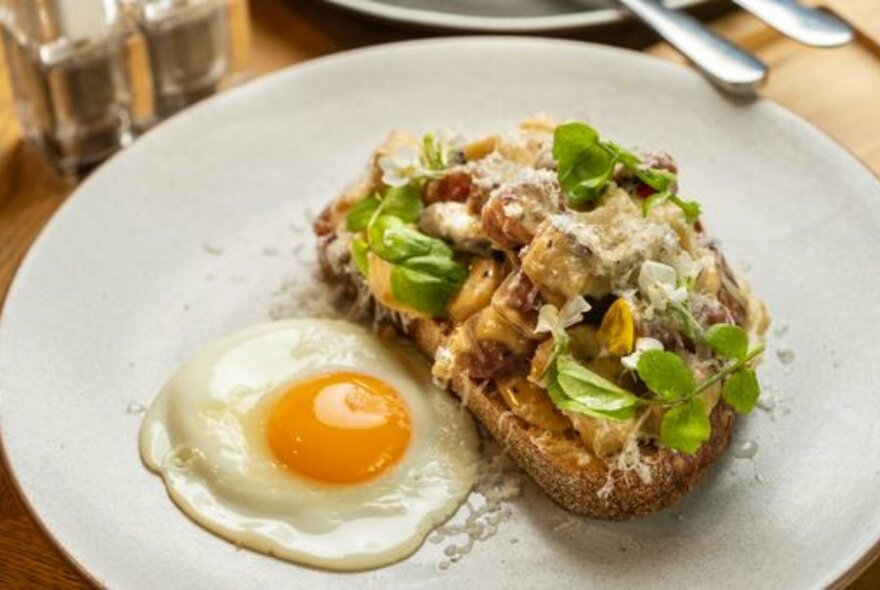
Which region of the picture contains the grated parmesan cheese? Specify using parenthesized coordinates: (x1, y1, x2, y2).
(431, 439, 523, 570)
(268, 266, 346, 322)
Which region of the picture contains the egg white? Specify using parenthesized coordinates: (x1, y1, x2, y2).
(140, 319, 479, 570)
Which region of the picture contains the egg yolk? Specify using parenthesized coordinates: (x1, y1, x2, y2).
(266, 372, 412, 484)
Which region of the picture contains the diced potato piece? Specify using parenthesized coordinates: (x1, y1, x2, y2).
(496, 140, 543, 167)
(695, 257, 721, 295)
(448, 258, 504, 323)
(570, 414, 637, 458)
(527, 327, 602, 384)
(521, 220, 609, 298)
(747, 295, 771, 337)
(648, 202, 697, 255)
(462, 136, 497, 161)
(519, 114, 557, 134)
(498, 376, 571, 432)
(522, 190, 674, 299)
(474, 306, 531, 354)
(367, 253, 398, 310)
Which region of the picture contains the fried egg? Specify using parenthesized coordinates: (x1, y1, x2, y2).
(139, 319, 479, 570)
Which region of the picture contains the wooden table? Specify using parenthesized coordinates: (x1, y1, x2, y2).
(1, 0, 879, 587)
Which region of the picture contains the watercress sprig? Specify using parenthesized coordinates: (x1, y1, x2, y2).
(541, 307, 764, 454)
(552, 121, 701, 221)
(634, 326, 764, 453)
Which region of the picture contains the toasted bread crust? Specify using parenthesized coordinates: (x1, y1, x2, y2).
(316, 211, 735, 519)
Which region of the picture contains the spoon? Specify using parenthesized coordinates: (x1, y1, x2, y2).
(730, 0, 853, 47)
(618, 0, 768, 95)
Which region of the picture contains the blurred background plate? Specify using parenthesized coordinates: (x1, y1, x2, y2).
(319, 0, 710, 31)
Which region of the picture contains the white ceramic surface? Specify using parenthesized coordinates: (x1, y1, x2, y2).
(320, 0, 706, 31)
(1, 38, 880, 589)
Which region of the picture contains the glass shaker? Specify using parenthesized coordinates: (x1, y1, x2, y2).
(0, 0, 140, 175)
(131, 0, 249, 119)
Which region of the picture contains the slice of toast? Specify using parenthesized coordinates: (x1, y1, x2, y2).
(315, 204, 736, 520)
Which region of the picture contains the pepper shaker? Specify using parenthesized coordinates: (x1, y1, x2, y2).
(0, 0, 141, 175)
(131, 0, 249, 119)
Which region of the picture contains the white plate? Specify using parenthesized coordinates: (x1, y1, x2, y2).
(1, 37, 879, 590)
(321, 0, 707, 31)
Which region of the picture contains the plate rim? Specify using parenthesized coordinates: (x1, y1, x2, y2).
(319, 0, 706, 31)
(0, 35, 879, 589)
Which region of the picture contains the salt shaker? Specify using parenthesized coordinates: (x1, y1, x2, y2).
(132, 0, 249, 119)
(0, 0, 140, 175)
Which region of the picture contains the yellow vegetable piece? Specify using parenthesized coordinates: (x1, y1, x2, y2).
(597, 298, 635, 356)
(497, 376, 571, 433)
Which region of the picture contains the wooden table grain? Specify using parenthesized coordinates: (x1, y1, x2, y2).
(1, 0, 879, 587)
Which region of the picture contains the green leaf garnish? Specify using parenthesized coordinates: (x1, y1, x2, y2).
(553, 122, 599, 165)
(542, 330, 764, 454)
(545, 364, 569, 405)
(347, 184, 422, 234)
(422, 133, 445, 171)
(401, 254, 468, 283)
(382, 184, 424, 223)
(546, 364, 623, 418)
(554, 397, 637, 421)
(551, 121, 701, 220)
(722, 368, 760, 414)
(345, 194, 381, 232)
(546, 361, 637, 421)
(540, 307, 764, 454)
(705, 324, 749, 360)
(390, 261, 466, 316)
(691, 344, 765, 398)
(555, 355, 639, 416)
(367, 215, 404, 258)
(372, 221, 451, 263)
(366, 215, 466, 316)
(350, 237, 369, 276)
(636, 350, 696, 401)
(350, 182, 467, 317)
(552, 122, 613, 208)
(660, 398, 712, 454)
(565, 146, 616, 208)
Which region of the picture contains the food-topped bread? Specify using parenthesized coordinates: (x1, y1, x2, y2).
(314, 116, 769, 519)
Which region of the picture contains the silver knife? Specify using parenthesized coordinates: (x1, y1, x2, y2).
(731, 0, 853, 47)
(618, 0, 768, 95)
